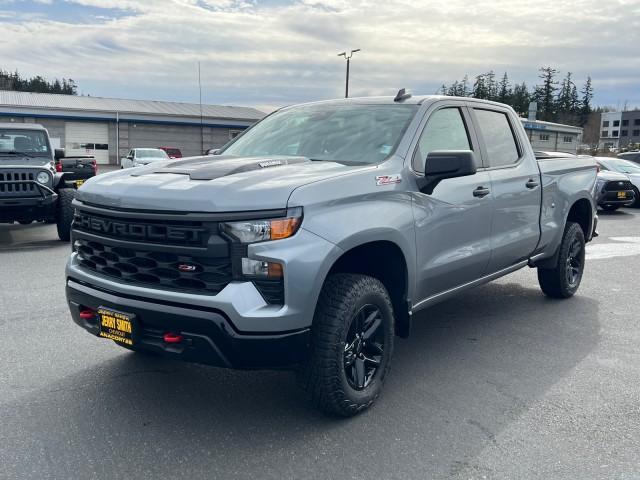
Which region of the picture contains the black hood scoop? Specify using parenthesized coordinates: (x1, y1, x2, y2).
(134, 155, 311, 181)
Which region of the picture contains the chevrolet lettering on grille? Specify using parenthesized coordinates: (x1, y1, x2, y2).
(74, 213, 206, 244)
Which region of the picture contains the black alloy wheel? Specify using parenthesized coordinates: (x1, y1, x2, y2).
(566, 235, 583, 288)
(343, 304, 385, 390)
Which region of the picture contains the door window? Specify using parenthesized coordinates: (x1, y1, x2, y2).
(413, 108, 471, 172)
(474, 109, 520, 168)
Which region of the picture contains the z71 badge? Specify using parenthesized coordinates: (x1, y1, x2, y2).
(375, 174, 402, 186)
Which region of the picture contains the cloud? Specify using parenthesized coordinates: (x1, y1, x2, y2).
(0, 0, 638, 108)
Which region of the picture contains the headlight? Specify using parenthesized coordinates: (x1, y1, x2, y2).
(36, 171, 50, 184)
(221, 207, 303, 243)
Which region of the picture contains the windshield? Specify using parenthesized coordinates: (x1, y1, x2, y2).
(0, 129, 50, 156)
(222, 104, 419, 164)
(604, 159, 640, 174)
(137, 149, 168, 159)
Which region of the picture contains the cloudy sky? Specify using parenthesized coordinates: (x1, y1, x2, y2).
(0, 0, 638, 111)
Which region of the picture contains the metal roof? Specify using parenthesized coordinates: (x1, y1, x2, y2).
(0, 91, 264, 121)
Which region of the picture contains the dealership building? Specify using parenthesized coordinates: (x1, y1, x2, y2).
(0, 91, 264, 164)
(520, 118, 583, 154)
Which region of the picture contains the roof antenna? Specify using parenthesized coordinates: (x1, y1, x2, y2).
(394, 88, 412, 102)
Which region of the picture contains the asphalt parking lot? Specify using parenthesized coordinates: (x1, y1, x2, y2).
(1, 209, 639, 480)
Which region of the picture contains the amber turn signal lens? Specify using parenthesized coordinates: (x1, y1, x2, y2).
(270, 217, 302, 240)
(268, 262, 284, 279)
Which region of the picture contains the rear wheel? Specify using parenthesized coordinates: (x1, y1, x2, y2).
(56, 188, 75, 241)
(601, 205, 619, 211)
(633, 188, 640, 207)
(537, 221, 585, 298)
(298, 273, 395, 417)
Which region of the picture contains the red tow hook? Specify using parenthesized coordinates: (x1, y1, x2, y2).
(79, 308, 96, 320)
(163, 332, 183, 344)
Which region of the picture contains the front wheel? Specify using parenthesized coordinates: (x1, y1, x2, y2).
(537, 221, 585, 298)
(298, 273, 395, 417)
(56, 188, 75, 241)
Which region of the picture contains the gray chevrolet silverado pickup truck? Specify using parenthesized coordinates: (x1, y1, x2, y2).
(66, 95, 597, 416)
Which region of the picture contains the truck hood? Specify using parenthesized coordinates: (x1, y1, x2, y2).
(77, 155, 372, 212)
(0, 155, 52, 167)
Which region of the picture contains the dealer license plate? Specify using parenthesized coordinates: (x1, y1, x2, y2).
(617, 191, 627, 199)
(98, 307, 136, 346)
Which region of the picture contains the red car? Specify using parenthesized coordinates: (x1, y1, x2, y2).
(158, 146, 182, 158)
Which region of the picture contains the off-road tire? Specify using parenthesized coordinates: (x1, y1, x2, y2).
(56, 188, 75, 241)
(600, 205, 619, 211)
(537, 221, 585, 298)
(298, 273, 395, 417)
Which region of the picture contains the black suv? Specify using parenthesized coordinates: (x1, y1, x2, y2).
(0, 123, 75, 240)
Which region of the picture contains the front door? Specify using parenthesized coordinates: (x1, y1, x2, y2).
(411, 105, 494, 301)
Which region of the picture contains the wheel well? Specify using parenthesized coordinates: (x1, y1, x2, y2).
(567, 198, 592, 238)
(328, 241, 410, 338)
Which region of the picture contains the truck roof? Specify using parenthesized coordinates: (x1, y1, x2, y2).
(0, 122, 47, 130)
(287, 95, 513, 109)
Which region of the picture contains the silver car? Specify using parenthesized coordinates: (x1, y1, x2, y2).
(596, 156, 640, 207)
(120, 148, 169, 169)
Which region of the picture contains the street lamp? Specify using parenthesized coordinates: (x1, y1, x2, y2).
(337, 49, 361, 98)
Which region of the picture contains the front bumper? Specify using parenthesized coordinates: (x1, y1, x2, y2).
(66, 279, 311, 369)
(597, 189, 635, 207)
(0, 193, 57, 222)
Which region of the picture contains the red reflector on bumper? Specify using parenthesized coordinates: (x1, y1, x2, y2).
(163, 332, 183, 344)
(79, 309, 95, 320)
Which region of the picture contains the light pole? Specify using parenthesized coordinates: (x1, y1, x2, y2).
(337, 49, 361, 98)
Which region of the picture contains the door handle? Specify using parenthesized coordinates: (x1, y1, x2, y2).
(525, 179, 539, 189)
(473, 186, 491, 198)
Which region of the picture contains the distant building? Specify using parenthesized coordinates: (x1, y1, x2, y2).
(598, 111, 622, 150)
(619, 111, 640, 149)
(0, 91, 264, 164)
(520, 119, 583, 154)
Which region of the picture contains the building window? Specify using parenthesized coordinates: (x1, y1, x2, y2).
(633, 130, 640, 137)
(635, 119, 640, 126)
(613, 130, 619, 137)
(563, 136, 573, 143)
(613, 120, 620, 127)
(602, 130, 608, 138)
(540, 134, 550, 141)
(603, 121, 610, 127)
(621, 130, 628, 137)
(622, 119, 629, 126)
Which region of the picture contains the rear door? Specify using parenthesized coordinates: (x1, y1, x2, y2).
(470, 107, 541, 273)
(411, 103, 494, 300)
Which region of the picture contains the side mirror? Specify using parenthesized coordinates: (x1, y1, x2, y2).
(207, 148, 221, 155)
(54, 148, 65, 160)
(127, 155, 133, 159)
(422, 150, 477, 194)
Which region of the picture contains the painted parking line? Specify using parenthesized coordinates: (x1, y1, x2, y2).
(586, 236, 640, 260)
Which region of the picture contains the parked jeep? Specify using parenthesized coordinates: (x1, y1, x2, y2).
(0, 123, 76, 240)
(66, 95, 598, 416)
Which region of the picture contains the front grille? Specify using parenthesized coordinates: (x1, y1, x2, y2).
(75, 238, 232, 295)
(73, 210, 208, 247)
(0, 170, 37, 196)
(604, 180, 633, 191)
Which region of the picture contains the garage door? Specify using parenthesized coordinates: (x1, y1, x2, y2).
(65, 122, 110, 164)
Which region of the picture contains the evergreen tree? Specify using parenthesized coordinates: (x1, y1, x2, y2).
(511, 82, 531, 116)
(534, 67, 558, 121)
(0, 68, 79, 95)
(579, 76, 593, 126)
(498, 72, 511, 104)
(473, 74, 488, 99)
